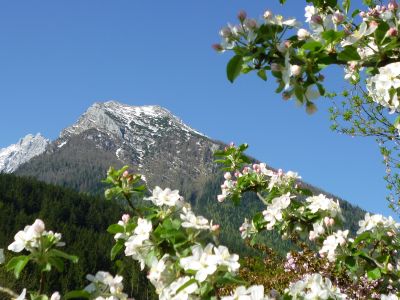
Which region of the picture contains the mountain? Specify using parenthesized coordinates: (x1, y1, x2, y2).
(16, 101, 222, 193)
(0, 133, 49, 173)
(11, 101, 365, 246)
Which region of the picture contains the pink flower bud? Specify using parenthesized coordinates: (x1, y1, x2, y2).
(284, 40, 292, 48)
(359, 11, 367, 18)
(389, 1, 398, 11)
(370, 20, 379, 28)
(306, 102, 317, 115)
(290, 65, 302, 76)
(123, 170, 129, 178)
(282, 91, 291, 101)
(244, 18, 258, 29)
(388, 263, 394, 271)
(217, 194, 226, 202)
(271, 63, 281, 72)
(122, 214, 130, 223)
(253, 164, 261, 173)
(32, 219, 45, 234)
(219, 26, 232, 38)
(333, 11, 344, 24)
(211, 224, 220, 231)
(311, 14, 323, 24)
(387, 230, 395, 236)
(224, 172, 232, 180)
(387, 27, 398, 37)
(212, 43, 224, 52)
(263, 10, 273, 19)
(238, 10, 247, 21)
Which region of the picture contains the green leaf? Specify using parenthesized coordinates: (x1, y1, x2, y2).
(257, 69, 267, 81)
(302, 40, 323, 51)
(227, 55, 243, 83)
(337, 46, 361, 61)
(64, 291, 90, 300)
(351, 9, 360, 18)
(111, 241, 124, 260)
(48, 256, 64, 272)
(294, 85, 304, 102)
(367, 268, 381, 280)
(342, 0, 351, 13)
(107, 224, 125, 234)
(321, 30, 345, 44)
(6, 255, 30, 279)
(374, 22, 390, 45)
(176, 278, 197, 294)
(48, 249, 78, 263)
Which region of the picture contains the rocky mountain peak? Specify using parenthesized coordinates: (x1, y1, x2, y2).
(0, 133, 49, 173)
(59, 100, 205, 141)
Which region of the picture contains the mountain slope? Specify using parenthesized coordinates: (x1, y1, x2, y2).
(17, 101, 221, 193)
(0, 133, 49, 173)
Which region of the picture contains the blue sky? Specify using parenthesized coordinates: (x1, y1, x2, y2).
(0, 1, 391, 217)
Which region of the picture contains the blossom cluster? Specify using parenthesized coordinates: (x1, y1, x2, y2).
(357, 212, 400, 234)
(84, 271, 128, 300)
(8, 219, 65, 253)
(285, 273, 347, 299)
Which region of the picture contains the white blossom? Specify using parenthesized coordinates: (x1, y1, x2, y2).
(50, 292, 61, 300)
(306, 194, 341, 218)
(319, 230, 349, 262)
(148, 255, 173, 294)
(297, 28, 311, 40)
(381, 294, 399, 300)
(180, 244, 219, 282)
(366, 62, 400, 113)
(124, 218, 153, 270)
(214, 245, 240, 273)
(304, 5, 317, 23)
(341, 22, 378, 46)
(8, 219, 64, 253)
(357, 213, 400, 234)
(239, 218, 257, 239)
(159, 276, 198, 300)
(145, 186, 183, 207)
(221, 285, 270, 300)
(16, 289, 27, 300)
(180, 206, 212, 230)
(263, 193, 292, 230)
(286, 273, 347, 299)
(85, 271, 127, 300)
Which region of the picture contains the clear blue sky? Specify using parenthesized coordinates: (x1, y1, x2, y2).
(0, 1, 391, 217)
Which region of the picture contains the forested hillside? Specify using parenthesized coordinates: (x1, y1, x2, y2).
(0, 172, 366, 298)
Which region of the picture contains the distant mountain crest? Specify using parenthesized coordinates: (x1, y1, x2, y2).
(0, 133, 49, 173)
(60, 101, 205, 140)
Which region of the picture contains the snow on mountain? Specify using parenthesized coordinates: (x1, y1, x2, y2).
(57, 101, 213, 169)
(0, 133, 49, 173)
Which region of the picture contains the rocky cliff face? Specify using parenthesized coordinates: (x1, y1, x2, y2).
(0, 133, 49, 173)
(16, 101, 223, 192)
